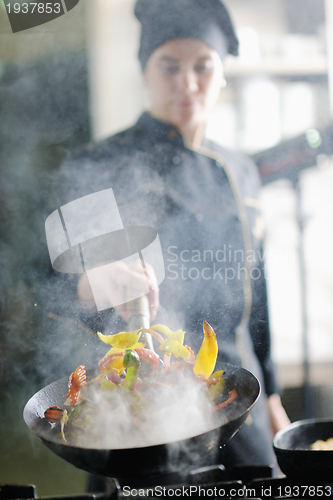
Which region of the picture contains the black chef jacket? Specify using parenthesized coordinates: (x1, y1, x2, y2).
(52, 112, 279, 468)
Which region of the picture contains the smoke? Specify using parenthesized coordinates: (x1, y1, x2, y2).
(31, 361, 230, 479)
(66, 373, 221, 450)
(0, 51, 91, 397)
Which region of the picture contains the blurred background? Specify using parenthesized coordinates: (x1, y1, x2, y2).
(1, 0, 333, 496)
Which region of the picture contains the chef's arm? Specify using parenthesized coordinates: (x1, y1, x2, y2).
(267, 393, 290, 435)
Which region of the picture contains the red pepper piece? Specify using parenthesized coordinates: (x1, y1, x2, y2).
(135, 348, 160, 374)
(212, 389, 237, 411)
(106, 372, 122, 384)
(99, 352, 123, 371)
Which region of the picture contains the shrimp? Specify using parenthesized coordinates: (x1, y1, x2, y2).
(64, 365, 87, 406)
(44, 405, 64, 423)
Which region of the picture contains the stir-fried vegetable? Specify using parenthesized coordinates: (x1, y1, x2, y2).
(43, 321, 237, 447)
(193, 321, 218, 378)
(123, 349, 140, 390)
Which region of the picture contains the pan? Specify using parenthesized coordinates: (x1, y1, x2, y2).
(273, 418, 333, 479)
(23, 362, 260, 479)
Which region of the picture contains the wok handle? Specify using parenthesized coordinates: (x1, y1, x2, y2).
(126, 294, 154, 351)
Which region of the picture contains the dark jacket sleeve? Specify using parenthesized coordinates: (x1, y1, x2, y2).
(248, 244, 280, 397)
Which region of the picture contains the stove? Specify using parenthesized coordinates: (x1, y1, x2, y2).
(2, 464, 333, 500)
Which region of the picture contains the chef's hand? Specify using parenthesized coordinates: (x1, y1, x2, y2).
(77, 259, 159, 322)
(267, 393, 290, 435)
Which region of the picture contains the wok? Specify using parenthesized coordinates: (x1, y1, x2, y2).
(23, 362, 260, 479)
(273, 418, 333, 479)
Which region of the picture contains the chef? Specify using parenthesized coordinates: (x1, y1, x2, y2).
(55, 0, 290, 469)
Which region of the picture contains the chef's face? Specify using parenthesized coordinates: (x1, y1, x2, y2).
(144, 38, 224, 132)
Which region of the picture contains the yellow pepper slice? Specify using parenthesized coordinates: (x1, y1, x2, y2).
(208, 376, 225, 404)
(97, 330, 142, 349)
(159, 339, 192, 360)
(104, 343, 145, 356)
(150, 324, 185, 344)
(99, 355, 124, 374)
(193, 321, 218, 379)
(209, 370, 224, 380)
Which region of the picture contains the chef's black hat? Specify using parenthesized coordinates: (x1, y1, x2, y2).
(135, 0, 239, 70)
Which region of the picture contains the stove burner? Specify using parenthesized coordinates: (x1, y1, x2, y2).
(0, 484, 37, 500)
(2, 464, 333, 500)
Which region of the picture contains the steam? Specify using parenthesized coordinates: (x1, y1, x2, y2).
(0, 51, 92, 398)
(63, 371, 223, 450)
